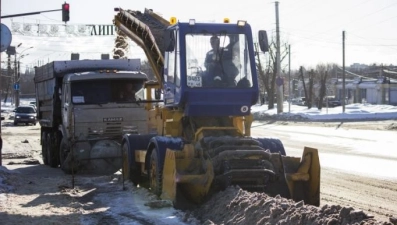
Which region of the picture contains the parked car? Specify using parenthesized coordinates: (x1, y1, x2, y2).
(14, 105, 37, 126)
(29, 101, 37, 110)
(291, 97, 307, 106)
(323, 97, 342, 108)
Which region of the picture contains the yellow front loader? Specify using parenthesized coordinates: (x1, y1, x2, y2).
(114, 8, 320, 207)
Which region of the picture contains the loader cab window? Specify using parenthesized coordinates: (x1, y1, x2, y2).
(185, 33, 253, 88)
(164, 30, 180, 86)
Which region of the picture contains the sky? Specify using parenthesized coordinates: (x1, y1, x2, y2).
(1, 0, 397, 72)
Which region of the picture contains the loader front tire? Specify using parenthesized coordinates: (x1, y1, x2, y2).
(148, 149, 162, 197)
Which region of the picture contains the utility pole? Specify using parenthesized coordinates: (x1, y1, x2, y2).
(288, 44, 291, 113)
(0, 0, 3, 166)
(16, 61, 20, 107)
(14, 54, 17, 106)
(5, 52, 11, 104)
(275, 1, 283, 113)
(342, 31, 346, 113)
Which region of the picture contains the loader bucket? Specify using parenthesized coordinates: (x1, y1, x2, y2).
(161, 148, 214, 205)
(282, 147, 321, 206)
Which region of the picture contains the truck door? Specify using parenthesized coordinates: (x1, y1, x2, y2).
(61, 81, 72, 136)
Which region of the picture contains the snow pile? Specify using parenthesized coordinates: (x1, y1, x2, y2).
(0, 166, 20, 193)
(193, 186, 396, 225)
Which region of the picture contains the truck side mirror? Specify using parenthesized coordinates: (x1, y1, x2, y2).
(258, 30, 269, 53)
(164, 30, 175, 52)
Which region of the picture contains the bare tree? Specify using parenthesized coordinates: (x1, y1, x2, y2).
(141, 60, 156, 81)
(316, 64, 336, 109)
(308, 69, 314, 108)
(255, 40, 289, 109)
(299, 67, 315, 109)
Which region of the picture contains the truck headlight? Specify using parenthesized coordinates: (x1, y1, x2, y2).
(122, 125, 138, 134)
(89, 127, 104, 135)
(16, 116, 20, 119)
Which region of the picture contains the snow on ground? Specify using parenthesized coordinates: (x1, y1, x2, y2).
(251, 102, 397, 121)
(3, 98, 397, 121)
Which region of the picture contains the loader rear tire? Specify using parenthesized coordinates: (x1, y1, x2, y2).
(122, 142, 141, 186)
(148, 149, 162, 197)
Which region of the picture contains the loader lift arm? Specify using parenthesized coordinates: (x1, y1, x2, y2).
(114, 8, 169, 88)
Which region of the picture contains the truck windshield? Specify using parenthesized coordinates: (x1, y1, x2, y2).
(185, 33, 253, 88)
(71, 79, 144, 104)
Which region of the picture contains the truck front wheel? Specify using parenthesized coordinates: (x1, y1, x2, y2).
(59, 137, 73, 174)
(122, 142, 141, 186)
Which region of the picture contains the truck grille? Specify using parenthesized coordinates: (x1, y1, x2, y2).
(87, 122, 139, 138)
(87, 122, 122, 138)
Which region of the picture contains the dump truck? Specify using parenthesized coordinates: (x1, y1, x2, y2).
(114, 8, 320, 206)
(34, 58, 148, 175)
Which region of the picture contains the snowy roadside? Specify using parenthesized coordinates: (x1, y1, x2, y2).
(252, 103, 397, 122)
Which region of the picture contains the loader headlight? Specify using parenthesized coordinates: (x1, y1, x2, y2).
(237, 20, 246, 27)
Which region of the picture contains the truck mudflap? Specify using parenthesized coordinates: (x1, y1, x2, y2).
(61, 139, 122, 175)
(160, 137, 320, 207)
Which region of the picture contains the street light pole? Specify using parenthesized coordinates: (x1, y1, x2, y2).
(12, 43, 23, 107)
(16, 60, 21, 107)
(14, 54, 17, 106)
(15, 47, 33, 107)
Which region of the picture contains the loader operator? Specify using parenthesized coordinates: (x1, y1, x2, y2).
(204, 35, 239, 87)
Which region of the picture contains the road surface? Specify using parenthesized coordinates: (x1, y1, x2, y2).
(251, 120, 397, 222)
(1, 115, 396, 224)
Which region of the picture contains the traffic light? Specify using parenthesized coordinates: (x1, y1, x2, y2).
(62, 3, 70, 22)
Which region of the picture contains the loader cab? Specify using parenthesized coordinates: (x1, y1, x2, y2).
(162, 20, 268, 117)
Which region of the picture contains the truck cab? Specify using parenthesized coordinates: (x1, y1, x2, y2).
(35, 59, 150, 174)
